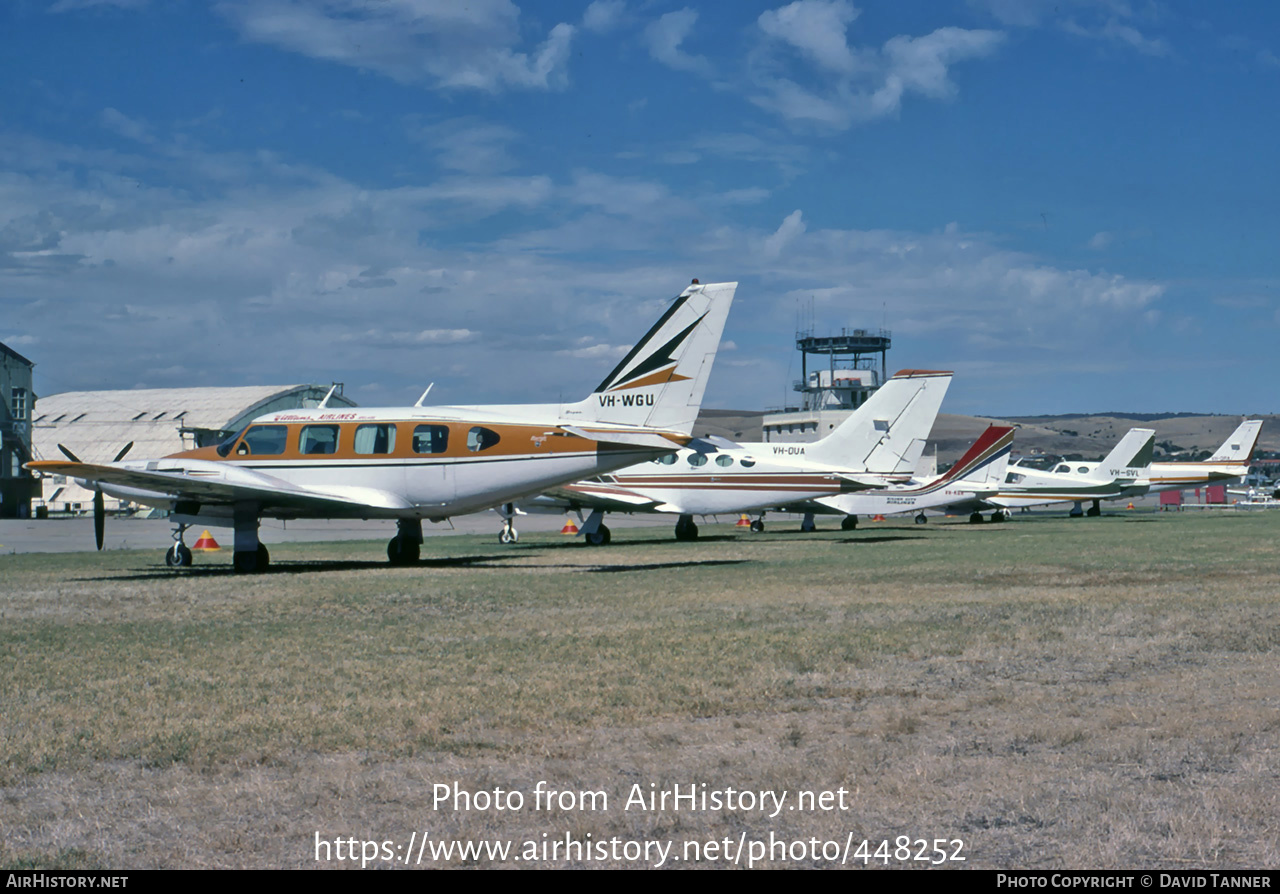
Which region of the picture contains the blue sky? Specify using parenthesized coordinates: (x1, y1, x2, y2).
(2, 0, 1277, 416)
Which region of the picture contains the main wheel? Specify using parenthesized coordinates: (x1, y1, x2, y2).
(914, 513, 928, 525)
(990, 510, 1007, 523)
(388, 538, 419, 564)
(257, 543, 270, 569)
(749, 519, 765, 533)
(233, 549, 261, 574)
(675, 519, 699, 541)
(498, 528, 518, 545)
(840, 516, 858, 531)
(969, 511, 985, 524)
(585, 525, 612, 546)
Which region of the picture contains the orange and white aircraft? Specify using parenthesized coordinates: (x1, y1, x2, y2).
(26, 281, 737, 572)
(1146, 419, 1262, 493)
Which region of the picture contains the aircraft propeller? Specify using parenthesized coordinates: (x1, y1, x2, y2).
(94, 490, 105, 551)
(56, 442, 133, 551)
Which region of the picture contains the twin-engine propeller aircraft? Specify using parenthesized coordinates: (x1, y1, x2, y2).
(984, 426, 1156, 518)
(507, 369, 952, 543)
(26, 280, 737, 572)
(995, 418, 1260, 515)
(1145, 419, 1262, 493)
(808, 424, 1015, 525)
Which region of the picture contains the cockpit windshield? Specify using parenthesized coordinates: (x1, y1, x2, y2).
(216, 426, 249, 458)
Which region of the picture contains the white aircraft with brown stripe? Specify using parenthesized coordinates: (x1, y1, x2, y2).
(517, 369, 952, 543)
(26, 280, 737, 572)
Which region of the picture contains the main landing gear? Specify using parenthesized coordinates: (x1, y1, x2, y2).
(800, 512, 817, 533)
(1086, 499, 1102, 517)
(232, 504, 270, 574)
(165, 523, 193, 567)
(675, 514, 699, 541)
(388, 518, 423, 565)
(841, 515, 858, 531)
(914, 512, 928, 525)
(580, 509, 612, 546)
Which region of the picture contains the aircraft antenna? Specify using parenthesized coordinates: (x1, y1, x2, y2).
(414, 384, 434, 407)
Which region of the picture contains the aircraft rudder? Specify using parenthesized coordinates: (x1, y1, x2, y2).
(567, 280, 736, 433)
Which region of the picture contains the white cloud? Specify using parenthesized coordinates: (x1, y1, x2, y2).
(1088, 231, 1113, 250)
(100, 108, 154, 144)
(751, 5, 1005, 128)
(644, 8, 713, 77)
(763, 209, 805, 258)
(407, 118, 522, 174)
(757, 0, 862, 74)
(216, 0, 576, 92)
(583, 0, 626, 33)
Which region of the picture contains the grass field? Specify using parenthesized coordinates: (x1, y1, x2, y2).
(3, 510, 1279, 868)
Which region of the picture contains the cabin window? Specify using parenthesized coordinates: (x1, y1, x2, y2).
(1077, 466, 1089, 474)
(413, 425, 449, 455)
(299, 425, 340, 455)
(467, 426, 501, 452)
(656, 453, 677, 465)
(354, 423, 396, 455)
(715, 455, 734, 467)
(1054, 464, 1070, 474)
(237, 425, 287, 456)
(687, 454, 708, 467)
(1005, 473, 1024, 484)
(740, 458, 756, 468)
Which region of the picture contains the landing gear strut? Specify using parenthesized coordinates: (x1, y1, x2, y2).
(388, 518, 422, 565)
(165, 523, 193, 567)
(1069, 501, 1085, 518)
(800, 512, 817, 533)
(675, 514, 699, 541)
(497, 502, 522, 544)
(232, 503, 269, 574)
(1086, 499, 1102, 517)
(581, 509, 611, 546)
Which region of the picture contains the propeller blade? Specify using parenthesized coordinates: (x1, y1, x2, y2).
(112, 442, 134, 463)
(94, 490, 105, 551)
(58, 444, 83, 463)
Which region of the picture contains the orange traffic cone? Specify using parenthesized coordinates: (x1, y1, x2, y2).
(560, 516, 579, 535)
(1126, 502, 1135, 510)
(192, 529, 221, 551)
(735, 513, 751, 527)
(872, 514, 886, 522)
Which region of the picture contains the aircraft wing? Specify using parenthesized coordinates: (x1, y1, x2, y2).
(26, 460, 414, 513)
(536, 480, 664, 512)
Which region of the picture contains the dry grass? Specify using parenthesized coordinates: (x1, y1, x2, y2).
(2, 510, 1279, 868)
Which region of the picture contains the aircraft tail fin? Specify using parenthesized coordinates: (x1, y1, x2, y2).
(1089, 428, 1155, 481)
(929, 425, 1015, 490)
(1207, 419, 1263, 464)
(561, 281, 736, 434)
(802, 369, 952, 472)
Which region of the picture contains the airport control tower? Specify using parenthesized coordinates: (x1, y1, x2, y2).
(762, 326, 891, 443)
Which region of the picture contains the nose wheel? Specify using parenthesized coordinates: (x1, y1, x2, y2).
(166, 524, 193, 567)
(497, 503, 522, 544)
